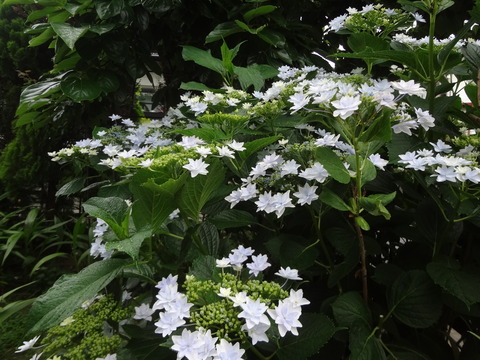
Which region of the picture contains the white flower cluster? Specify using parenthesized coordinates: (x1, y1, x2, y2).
(132, 246, 309, 360)
(224, 133, 390, 218)
(324, 4, 420, 34)
(399, 141, 480, 183)
(49, 115, 176, 168)
(90, 219, 114, 260)
(392, 33, 480, 49)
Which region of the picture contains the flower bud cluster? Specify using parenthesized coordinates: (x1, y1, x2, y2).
(132, 246, 309, 359)
(34, 294, 133, 360)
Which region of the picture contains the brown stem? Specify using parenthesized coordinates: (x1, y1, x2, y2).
(354, 219, 368, 304)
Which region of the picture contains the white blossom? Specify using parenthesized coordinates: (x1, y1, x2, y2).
(183, 158, 209, 177)
(293, 183, 319, 205)
(275, 266, 302, 281)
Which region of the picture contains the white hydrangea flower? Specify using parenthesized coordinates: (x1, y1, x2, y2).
(183, 158, 209, 177)
(16, 336, 41, 353)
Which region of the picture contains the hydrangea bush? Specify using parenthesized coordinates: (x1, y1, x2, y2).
(16, 1, 480, 359)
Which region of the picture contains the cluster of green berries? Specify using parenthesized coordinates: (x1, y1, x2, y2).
(41, 294, 133, 360)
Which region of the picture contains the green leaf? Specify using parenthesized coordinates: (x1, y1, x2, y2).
(17, 75, 62, 110)
(276, 313, 335, 359)
(319, 187, 352, 212)
(0, 299, 36, 325)
(349, 322, 387, 360)
(346, 156, 377, 186)
(387, 270, 442, 328)
(355, 216, 370, 231)
(249, 63, 278, 79)
(2, 0, 35, 4)
(359, 192, 396, 220)
(209, 209, 257, 229)
(106, 228, 152, 260)
(27, 6, 63, 22)
(234, 66, 264, 91)
(333, 50, 421, 73)
(387, 133, 422, 164)
(56, 177, 86, 196)
(197, 221, 219, 256)
(50, 22, 89, 49)
(461, 42, 480, 69)
(220, 40, 235, 76)
(95, 0, 125, 19)
(205, 22, 242, 43)
(257, 28, 286, 47)
(243, 5, 277, 22)
(239, 135, 282, 162)
(347, 32, 390, 53)
(181, 46, 225, 76)
(427, 259, 480, 308)
(178, 161, 225, 222)
(28, 27, 55, 47)
(0, 281, 37, 303)
(332, 292, 372, 328)
(96, 71, 120, 93)
(189, 255, 219, 281)
(180, 81, 222, 92)
(234, 19, 262, 34)
(315, 147, 350, 184)
(83, 197, 129, 239)
(27, 258, 129, 334)
(175, 128, 228, 143)
(89, 23, 116, 35)
(30, 252, 68, 276)
(131, 177, 185, 233)
(60, 71, 102, 101)
(359, 111, 392, 143)
(2, 232, 23, 265)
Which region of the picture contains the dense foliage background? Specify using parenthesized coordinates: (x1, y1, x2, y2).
(1, 0, 480, 359)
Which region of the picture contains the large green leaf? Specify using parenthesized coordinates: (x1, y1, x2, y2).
(50, 22, 89, 49)
(106, 228, 152, 260)
(60, 71, 102, 101)
(331, 292, 372, 328)
(83, 196, 129, 239)
(205, 22, 242, 43)
(178, 161, 226, 222)
(131, 177, 185, 232)
(315, 147, 350, 184)
(27, 258, 129, 334)
(56, 177, 86, 196)
(276, 313, 335, 360)
(17, 75, 63, 113)
(347, 32, 390, 53)
(387, 270, 442, 328)
(427, 259, 480, 309)
(197, 221, 219, 256)
(234, 66, 264, 91)
(243, 5, 277, 22)
(209, 209, 257, 229)
(181, 46, 225, 76)
(28, 27, 55, 47)
(359, 111, 392, 143)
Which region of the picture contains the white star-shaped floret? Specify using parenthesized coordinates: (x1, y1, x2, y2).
(275, 266, 302, 280)
(183, 158, 209, 177)
(293, 183, 319, 206)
